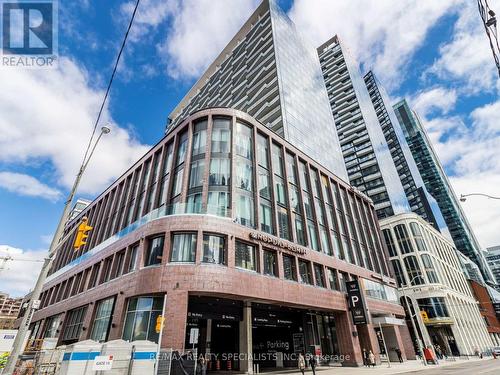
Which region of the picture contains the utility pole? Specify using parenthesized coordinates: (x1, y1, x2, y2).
(3, 126, 110, 375)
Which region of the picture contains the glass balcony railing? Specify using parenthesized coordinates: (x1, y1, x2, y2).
(46, 204, 232, 283)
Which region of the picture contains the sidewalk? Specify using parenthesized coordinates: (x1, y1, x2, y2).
(260, 357, 488, 375)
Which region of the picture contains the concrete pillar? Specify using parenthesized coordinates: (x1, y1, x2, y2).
(162, 290, 189, 350)
(239, 302, 253, 374)
(335, 312, 363, 367)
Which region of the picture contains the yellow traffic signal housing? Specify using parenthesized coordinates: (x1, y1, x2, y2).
(155, 315, 164, 333)
(420, 310, 429, 323)
(73, 217, 93, 251)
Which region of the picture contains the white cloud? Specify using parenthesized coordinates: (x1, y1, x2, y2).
(426, 0, 500, 93)
(0, 57, 150, 196)
(0, 172, 62, 201)
(417, 98, 500, 248)
(156, 0, 259, 79)
(409, 87, 457, 118)
(0, 245, 45, 298)
(289, 0, 463, 89)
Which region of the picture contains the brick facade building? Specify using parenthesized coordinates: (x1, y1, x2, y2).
(28, 108, 415, 369)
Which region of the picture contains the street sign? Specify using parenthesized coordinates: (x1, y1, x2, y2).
(346, 280, 368, 325)
(189, 327, 199, 344)
(93, 355, 113, 371)
(420, 310, 429, 323)
(32, 300, 41, 309)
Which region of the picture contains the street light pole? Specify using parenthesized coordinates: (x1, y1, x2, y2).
(460, 193, 500, 202)
(400, 276, 427, 366)
(3, 126, 110, 375)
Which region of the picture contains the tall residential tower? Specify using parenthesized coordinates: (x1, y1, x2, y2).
(168, 0, 347, 180)
(363, 71, 449, 237)
(393, 99, 495, 284)
(317, 36, 410, 219)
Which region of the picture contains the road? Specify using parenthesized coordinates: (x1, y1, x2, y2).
(403, 359, 500, 374)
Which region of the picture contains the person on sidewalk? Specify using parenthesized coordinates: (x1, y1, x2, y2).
(298, 353, 306, 375)
(362, 348, 369, 367)
(308, 354, 317, 375)
(395, 348, 403, 363)
(368, 350, 376, 368)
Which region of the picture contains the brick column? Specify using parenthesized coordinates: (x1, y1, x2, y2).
(108, 293, 127, 341)
(335, 312, 363, 367)
(162, 290, 189, 350)
(357, 324, 380, 364)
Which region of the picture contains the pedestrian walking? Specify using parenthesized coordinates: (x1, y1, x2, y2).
(308, 354, 317, 375)
(362, 348, 369, 367)
(368, 350, 376, 368)
(298, 353, 306, 375)
(198, 355, 207, 375)
(395, 348, 403, 363)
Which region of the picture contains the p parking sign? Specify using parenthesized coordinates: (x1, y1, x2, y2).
(1, 0, 58, 67)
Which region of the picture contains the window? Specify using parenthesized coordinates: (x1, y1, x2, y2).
(259, 202, 273, 234)
(307, 220, 319, 251)
(171, 168, 184, 197)
(145, 236, 164, 266)
(189, 160, 205, 188)
(404, 256, 424, 285)
(202, 234, 225, 264)
(176, 132, 188, 166)
(235, 241, 257, 271)
(207, 191, 229, 216)
(62, 306, 87, 342)
(235, 162, 253, 191)
(283, 255, 297, 281)
(43, 314, 62, 338)
(101, 257, 113, 283)
(112, 250, 125, 279)
(211, 118, 231, 153)
(410, 222, 427, 251)
(256, 134, 269, 167)
(191, 120, 207, 156)
(417, 297, 449, 318)
(171, 233, 197, 263)
(235, 122, 253, 159)
(127, 244, 139, 273)
(314, 264, 325, 287)
(327, 268, 339, 290)
(88, 264, 100, 289)
(277, 207, 290, 240)
(295, 216, 306, 246)
(382, 229, 397, 257)
(90, 297, 115, 342)
(299, 260, 312, 284)
(235, 193, 254, 227)
(263, 250, 277, 277)
(338, 272, 347, 292)
(391, 259, 406, 287)
(209, 159, 230, 186)
(421, 254, 439, 283)
(186, 193, 202, 213)
(394, 224, 414, 254)
(122, 296, 163, 343)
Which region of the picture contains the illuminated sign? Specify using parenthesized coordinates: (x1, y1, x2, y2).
(346, 280, 368, 325)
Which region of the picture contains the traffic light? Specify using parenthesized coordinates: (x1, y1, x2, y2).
(73, 217, 93, 250)
(155, 315, 164, 333)
(420, 310, 429, 323)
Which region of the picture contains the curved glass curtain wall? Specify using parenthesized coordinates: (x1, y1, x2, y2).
(49, 111, 390, 282)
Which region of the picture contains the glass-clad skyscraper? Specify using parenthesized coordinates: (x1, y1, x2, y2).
(167, 0, 347, 180)
(393, 99, 495, 284)
(363, 71, 450, 237)
(317, 36, 410, 219)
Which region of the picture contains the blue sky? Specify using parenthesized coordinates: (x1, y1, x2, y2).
(0, 0, 499, 296)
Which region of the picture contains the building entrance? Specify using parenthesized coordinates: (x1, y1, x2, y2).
(185, 296, 242, 371)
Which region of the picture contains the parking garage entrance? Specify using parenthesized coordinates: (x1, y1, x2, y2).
(185, 296, 242, 371)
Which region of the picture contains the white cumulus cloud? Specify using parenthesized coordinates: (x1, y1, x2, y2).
(289, 0, 463, 89)
(0, 172, 62, 201)
(0, 57, 151, 196)
(0, 245, 46, 298)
